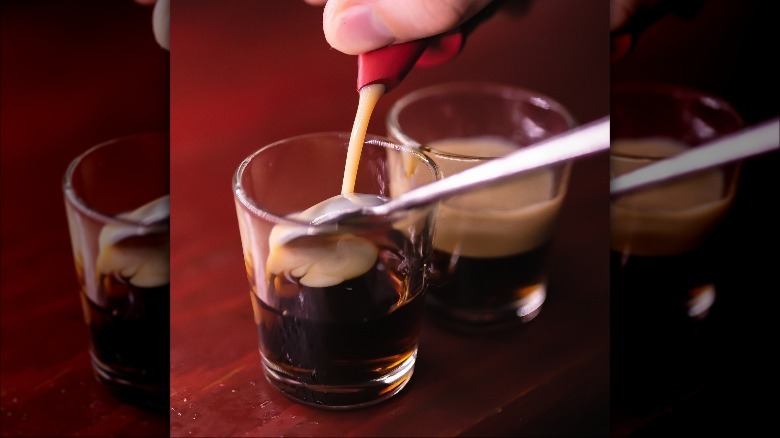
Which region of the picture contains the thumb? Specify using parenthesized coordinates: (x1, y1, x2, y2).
(152, 0, 169, 50)
(323, 0, 493, 55)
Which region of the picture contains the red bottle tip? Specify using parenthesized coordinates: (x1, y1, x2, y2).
(356, 31, 465, 93)
(356, 40, 428, 92)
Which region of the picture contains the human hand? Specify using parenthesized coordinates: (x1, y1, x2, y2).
(611, 0, 704, 60)
(135, 0, 169, 50)
(611, 0, 656, 60)
(611, 0, 661, 33)
(304, 0, 495, 55)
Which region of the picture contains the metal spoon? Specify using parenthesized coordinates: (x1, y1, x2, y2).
(610, 117, 779, 196)
(277, 116, 610, 244)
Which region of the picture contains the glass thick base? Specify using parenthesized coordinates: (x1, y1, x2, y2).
(427, 284, 546, 325)
(91, 353, 168, 412)
(262, 349, 417, 410)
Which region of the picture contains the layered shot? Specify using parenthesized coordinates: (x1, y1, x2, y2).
(387, 82, 576, 324)
(62, 132, 170, 411)
(233, 133, 439, 409)
(609, 83, 744, 406)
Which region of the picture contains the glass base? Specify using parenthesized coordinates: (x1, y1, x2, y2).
(262, 349, 417, 410)
(91, 353, 168, 412)
(427, 284, 546, 325)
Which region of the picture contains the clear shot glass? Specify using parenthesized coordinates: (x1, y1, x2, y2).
(610, 83, 744, 323)
(386, 82, 576, 325)
(233, 132, 440, 409)
(62, 132, 170, 411)
(610, 82, 744, 406)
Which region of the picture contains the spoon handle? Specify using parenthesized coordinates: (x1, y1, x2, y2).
(377, 116, 611, 215)
(610, 117, 780, 196)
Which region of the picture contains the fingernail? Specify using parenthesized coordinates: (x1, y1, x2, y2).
(332, 5, 395, 54)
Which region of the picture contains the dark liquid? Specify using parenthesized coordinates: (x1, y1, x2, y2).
(83, 275, 169, 411)
(610, 249, 719, 408)
(427, 244, 550, 323)
(255, 230, 425, 406)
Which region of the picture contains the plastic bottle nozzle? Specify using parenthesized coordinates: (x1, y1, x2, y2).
(356, 31, 464, 92)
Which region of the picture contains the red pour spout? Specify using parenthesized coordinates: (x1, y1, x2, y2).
(355, 0, 501, 93)
(356, 31, 464, 92)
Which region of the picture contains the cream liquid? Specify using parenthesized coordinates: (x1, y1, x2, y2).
(95, 195, 170, 288)
(610, 138, 734, 256)
(342, 84, 384, 193)
(66, 195, 169, 305)
(426, 137, 565, 258)
(266, 85, 387, 288)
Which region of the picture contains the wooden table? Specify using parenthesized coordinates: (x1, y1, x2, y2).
(169, 1, 610, 436)
(1, 1, 169, 436)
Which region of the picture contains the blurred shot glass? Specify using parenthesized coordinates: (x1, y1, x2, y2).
(386, 82, 576, 325)
(610, 82, 743, 405)
(611, 83, 743, 324)
(63, 132, 170, 411)
(233, 132, 439, 409)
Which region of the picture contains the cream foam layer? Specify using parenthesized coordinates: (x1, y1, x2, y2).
(427, 137, 564, 258)
(96, 195, 170, 288)
(258, 84, 385, 287)
(264, 85, 387, 289)
(266, 195, 380, 288)
(610, 138, 733, 256)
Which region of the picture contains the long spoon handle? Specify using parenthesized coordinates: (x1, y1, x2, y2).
(610, 117, 780, 196)
(376, 116, 611, 215)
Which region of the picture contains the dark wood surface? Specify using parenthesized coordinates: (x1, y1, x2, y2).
(1, 1, 169, 436)
(169, 1, 609, 437)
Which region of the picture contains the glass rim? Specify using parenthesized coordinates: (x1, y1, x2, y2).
(611, 81, 745, 163)
(232, 131, 442, 228)
(611, 80, 745, 126)
(62, 131, 170, 231)
(386, 81, 577, 161)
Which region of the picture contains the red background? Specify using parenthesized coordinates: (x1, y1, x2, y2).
(1, 0, 169, 436)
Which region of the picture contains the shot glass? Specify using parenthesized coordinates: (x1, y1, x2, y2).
(610, 83, 743, 323)
(610, 83, 743, 405)
(62, 132, 170, 411)
(386, 82, 576, 324)
(233, 132, 440, 409)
